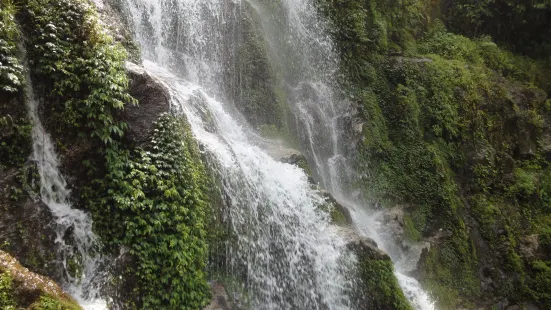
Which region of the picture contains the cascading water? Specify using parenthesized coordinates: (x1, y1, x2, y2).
(144, 61, 355, 309)
(123, 0, 356, 308)
(121, 0, 435, 308)
(24, 70, 107, 309)
(237, 1, 436, 309)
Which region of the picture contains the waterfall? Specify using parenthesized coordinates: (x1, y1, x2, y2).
(121, 0, 435, 308)
(144, 61, 354, 309)
(24, 70, 107, 309)
(124, 0, 356, 308)
(239, 1, 436, 309)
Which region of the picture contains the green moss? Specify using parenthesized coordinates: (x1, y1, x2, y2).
(526, 260, 551, 306)
(351, 243, 413, 310)
(403, 215, 422, 242)
(0, 272, 16, 310)
(329, 206, 347, 226)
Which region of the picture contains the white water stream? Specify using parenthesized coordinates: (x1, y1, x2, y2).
(241, 1, 436, 309)
(24, 73, 107, 309)
(144, 60, 355, 309)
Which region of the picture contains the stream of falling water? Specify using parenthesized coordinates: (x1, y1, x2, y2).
(121, 0, 435, 308)
(241, 1, 436, 309)
(143, 60, 355, 309)
(24, 70, 107, 309)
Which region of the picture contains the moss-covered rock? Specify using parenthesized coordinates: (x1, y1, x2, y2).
(0, 251, 82, 310)
(345, 234, 412, 310)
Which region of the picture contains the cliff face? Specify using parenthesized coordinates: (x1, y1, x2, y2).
(316, 0, 551, 308)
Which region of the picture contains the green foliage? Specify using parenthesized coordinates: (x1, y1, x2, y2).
(0, 272, 15, 310)
(92, 115, 211, 309)
(351, 244, 413, 310)
(526, 260, 551, 306)
(443, 0, 551, 58)
(419, 26, 551, 93)
(0, 0, 30, 169)
(0, 0, 23, 93)
(318, 0, 551, 308)
(17, 0, 136, 143)
(0, 118, 31, 167)
(30, 295, 81, 310)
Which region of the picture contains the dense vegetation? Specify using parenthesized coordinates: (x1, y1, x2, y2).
(0, 0, 29, 168)
(318, 0, 551, 308)
(92, 115, 212, 309)
(441, 0, 551, 58)
(3, 0, 551, 308)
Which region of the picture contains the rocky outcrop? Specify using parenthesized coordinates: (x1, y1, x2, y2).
(0, 250, 81, 309)
(0, 185, 62, 283)
(338, 227, 413, 310)
(57, 62, 169, 193)
(122, 62, 170, 146)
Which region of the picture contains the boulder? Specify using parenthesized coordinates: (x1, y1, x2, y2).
(280, 153, 314, 180)
(337, 227, 413, 310)
(122, 62, 170, 146)
(519, 234, 539, 259)
(320, 190, 353, 225)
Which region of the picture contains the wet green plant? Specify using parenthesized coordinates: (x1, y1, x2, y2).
(92, 115, 212, 309)
(17, 0, 136, 143)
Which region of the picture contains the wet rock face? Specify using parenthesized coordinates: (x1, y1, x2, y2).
(0, 190, 62, 283)
(103, 246, 141, 310)
(122, 62, 171, 146)
(0, 100, 62, 285)
(204, 281, 231, 310)
(346, 235, 389, 261)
